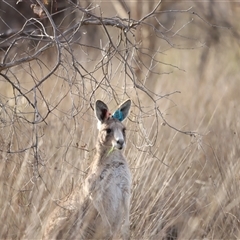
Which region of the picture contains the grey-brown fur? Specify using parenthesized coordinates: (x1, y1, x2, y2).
(43, 100, 132, 240)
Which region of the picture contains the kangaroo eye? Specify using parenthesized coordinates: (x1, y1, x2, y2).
(106, 128, 112, 134)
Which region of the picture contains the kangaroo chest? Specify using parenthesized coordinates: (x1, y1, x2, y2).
(86, 161, 131, 197)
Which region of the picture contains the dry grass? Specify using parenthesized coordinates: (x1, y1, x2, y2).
(1, 2, 240, 240)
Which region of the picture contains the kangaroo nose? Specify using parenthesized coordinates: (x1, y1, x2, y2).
(117, 139, 124, 148)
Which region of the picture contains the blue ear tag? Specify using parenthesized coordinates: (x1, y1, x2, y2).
(112, 109, 123, 121)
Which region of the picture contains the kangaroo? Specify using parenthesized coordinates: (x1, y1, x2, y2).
(43, 99, 132, 240)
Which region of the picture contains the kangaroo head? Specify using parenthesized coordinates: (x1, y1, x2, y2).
(95, 99, 131, 150)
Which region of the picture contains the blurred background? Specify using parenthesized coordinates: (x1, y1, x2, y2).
(0, 0, 240, 239)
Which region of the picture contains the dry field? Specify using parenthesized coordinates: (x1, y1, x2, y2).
(0, 1, 240, 239)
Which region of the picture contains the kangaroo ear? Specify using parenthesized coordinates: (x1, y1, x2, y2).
(112, 99, 131, 122)
(95, 100, 110, 123)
